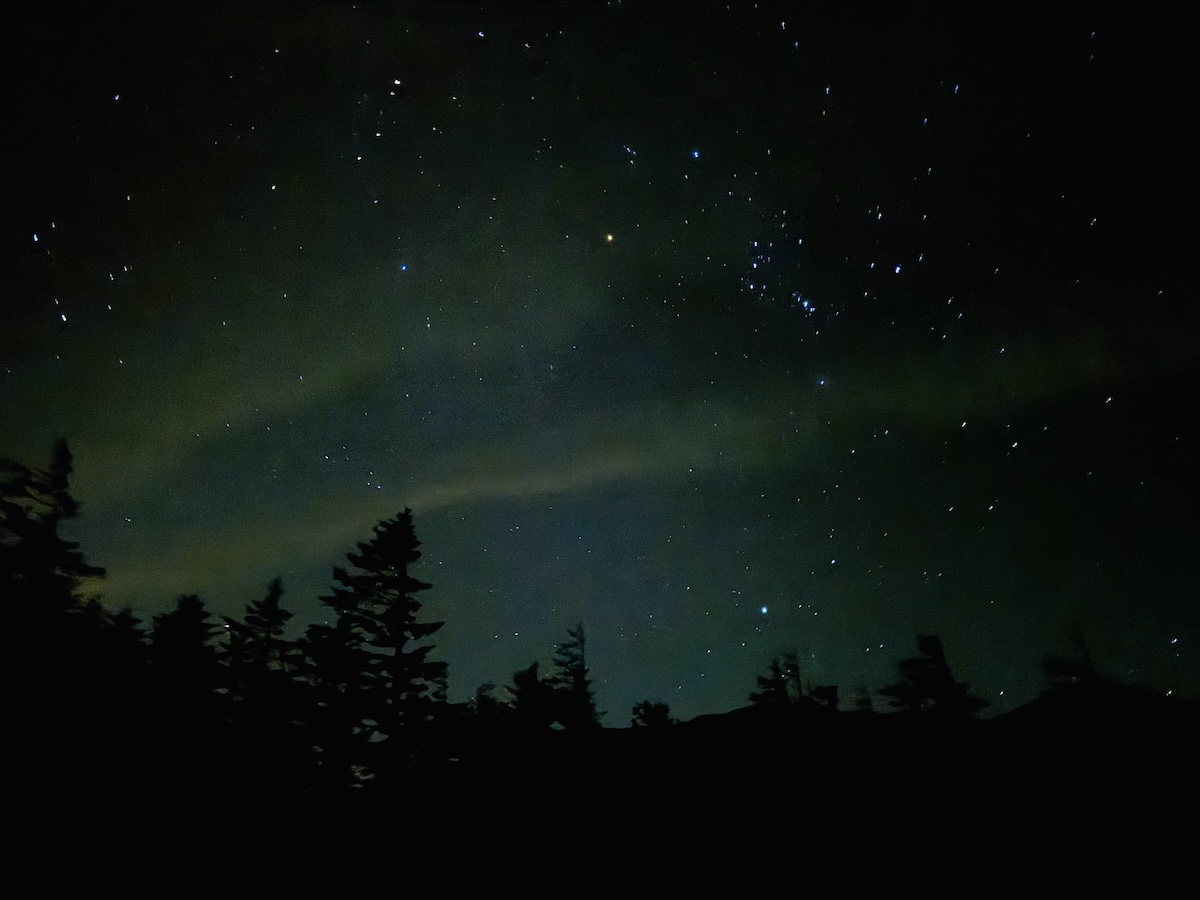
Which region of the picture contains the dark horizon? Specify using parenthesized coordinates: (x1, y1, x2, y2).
(7, 435, 1196, 726)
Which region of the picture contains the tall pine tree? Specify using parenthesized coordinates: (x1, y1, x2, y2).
(548, 623, 601, 730)
(221, 577, 311, 793)
(314, 508, 447, 779)
(146, 594, 228, 795)
(2, 439, 107, 788)
(1, 438, 104, 618)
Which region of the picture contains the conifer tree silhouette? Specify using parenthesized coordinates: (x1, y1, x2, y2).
(303, 614, 369, 788)
(149, 594, 223, 715)
(547, 623, 601, 729)
(221, 577, 310, 793)
(146, 594, 228, 793)
(98, 606, 148, 724)
(1, 438, 104, 617)
(469, 681, 511, 724)
(750, 652, 806, 705)
(311, 509, 447, 782)
(223, 577, 302, 697)
(631, 700, 675, 727)
(509, 661, 557, 730)
(2, 439, 108, 791)
(878, 634, 989, 720)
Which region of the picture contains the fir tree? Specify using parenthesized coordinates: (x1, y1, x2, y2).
(1, 438, 104, 617)
(878, 634, 989, 720)
(302, 615, 370, 788)
(221, 578, 311, 792)
(145, 594, 228, 794)
(2, 440, 107, 778)
(223, 577, 302, 694)
(315, 509, 447, 777)
(547, 623, 601, 729)
(149, 594, 223, 715)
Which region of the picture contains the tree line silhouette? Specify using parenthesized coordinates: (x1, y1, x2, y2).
(4, 439, 1196, 819)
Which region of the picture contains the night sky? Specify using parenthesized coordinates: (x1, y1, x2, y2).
(3, 2, 1196, 722)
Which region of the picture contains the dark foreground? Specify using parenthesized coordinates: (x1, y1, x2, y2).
(14, 684, 1196, 848)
